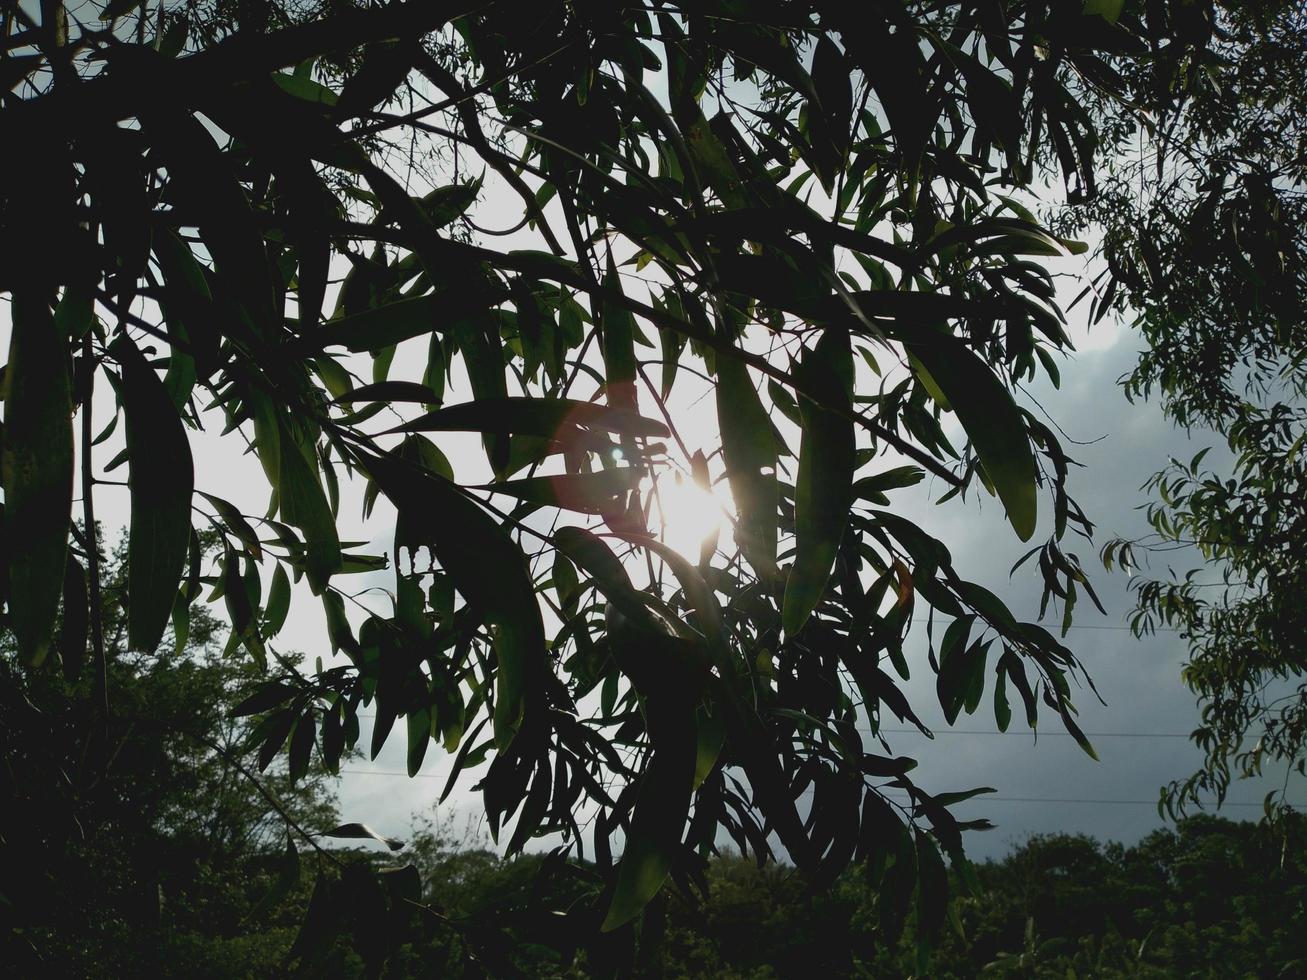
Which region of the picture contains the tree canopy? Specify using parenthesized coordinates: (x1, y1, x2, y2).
(1067, 0, 1307, 816)
(0, 537, 345, 975)
(0, 0, 1253, 966)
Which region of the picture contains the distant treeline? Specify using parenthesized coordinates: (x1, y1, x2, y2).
(4, 553, 1302, 976)
(403, 812, 1307, 979)
(11, 804, 1306, 977)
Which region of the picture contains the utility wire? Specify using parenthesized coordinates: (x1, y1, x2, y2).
(875, 728, 1195, 738)
(334, 768, 1300, 809)
(907, 619, 1183, 633)
(351, 713, 1198, 739)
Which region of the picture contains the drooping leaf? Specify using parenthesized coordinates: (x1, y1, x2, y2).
(1057, 701, 1100, 761)
(479, 468, 641, 514)
(276, 420, 341, 593)
(60, 554, 89, 682)
(223, 546, 265, 667)
(993, 658, 1013, 732)
(783, 329, 855, 635)
(322, 822, 405, 851)
(453, 315, 513, 474)
(145, 112, 277, 335)
(394, 396, 669, 439)
(151, 227, 222, 377)
(907, 331, 1039, 540)
(601, 686, 697, 931)
(716, 357, 779, 578)
(553, 550, 579, 613)
(112, 335, 194, 653)
(367, 453, 545, 749)
(264, 563, 292, 637)
(406, 708, 433, 777)
(2, 290, 73, 666)
(601, 254, 638, 413)
(1000, 649, 1039, 729)
(288, 711, 316, 781)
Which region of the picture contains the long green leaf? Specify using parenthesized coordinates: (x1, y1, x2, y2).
(452, 315, 511, 474)
(311, 295, 446, 352)
(907, 332, 1038, 540)
(479, 468, 640, 514)
(113, 336, 194, 652)
(2, 291, 73, 666)
(277, 420, 341, 594)
(145, 112, 277, 335)
(601, 255, 638, 413)
(715, 358, 779, 578)
(602, 688, 696, 931)
(367, 454, 545, 749)
(783, 329, 855, 635)
(322, 822, 405, 851)
(60, 554, 89, 682)
(394, 396, 669, 439)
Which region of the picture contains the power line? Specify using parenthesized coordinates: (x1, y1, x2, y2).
(908, 619, 1182, 633)
(876, 728, 1193, 739)
(924, 796, 1291, 809)
(335, 768, 1299, 810)
(352, 714, 1196, 739)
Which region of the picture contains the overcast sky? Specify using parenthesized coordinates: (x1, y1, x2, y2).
(7, 141, 1296, 872)
(310, 302, 1294, 861)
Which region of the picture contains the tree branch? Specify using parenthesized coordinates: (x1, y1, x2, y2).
(81, 331, 108, 727)
(5, 0, 488, 137)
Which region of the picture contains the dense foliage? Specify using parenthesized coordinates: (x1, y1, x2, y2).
(0, 541, 344, 976)
(0, 0, 1272, 968)
(14, 783, 1306, 978)
(1060, 0, 1307, 815)
(651, 813, 1307, 978)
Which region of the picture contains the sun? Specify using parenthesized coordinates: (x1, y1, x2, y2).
(655, 472, 733, 562)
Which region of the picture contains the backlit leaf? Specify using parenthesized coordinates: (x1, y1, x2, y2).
(907, 332, 1038, 540)
(783, 329, 855, 635)
(367, 454, 545, 749)
(394, 396, 668, 439)
(2, 291, 73, 666)
(113, 336, 194, 653)
(322, 822, 405, 851)
(716, 357, 779, 578)
(479, 468, 641, 514)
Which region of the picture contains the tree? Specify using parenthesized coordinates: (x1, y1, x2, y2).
(1052, 0, 1307, 815)
(0, 0, 1220, 966)
(395, 811, 1307, 977)
(0, 536, 345, 975)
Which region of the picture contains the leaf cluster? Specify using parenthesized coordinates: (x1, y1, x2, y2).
(0, 0, 1217, 954)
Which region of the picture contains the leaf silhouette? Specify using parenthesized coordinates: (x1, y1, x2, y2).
(783, 329, 855, 636)
(113, 336, 195, 653)
(3, 292, 74, 666)
(907, 332, 1038, 540)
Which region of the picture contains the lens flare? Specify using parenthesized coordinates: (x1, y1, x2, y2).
(657, 473, 731, 561)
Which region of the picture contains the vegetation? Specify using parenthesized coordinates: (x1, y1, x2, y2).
(1029, 0, 1307, 818)
(2, 0, 1304, 973)
(380, 810, 1307, 977)
(1066, 0, 1307, 817)
(0, 539, 343, 975)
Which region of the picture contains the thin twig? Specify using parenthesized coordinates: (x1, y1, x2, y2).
(81, 331, 108, 727)
(200, 733, 344, 866)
